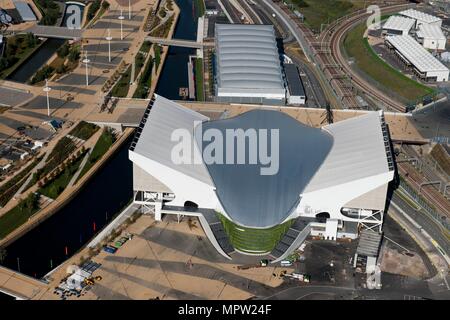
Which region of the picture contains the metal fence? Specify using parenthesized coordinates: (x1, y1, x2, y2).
(399, 178, 450, 231)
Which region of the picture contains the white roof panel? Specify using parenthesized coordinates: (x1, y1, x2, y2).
(399, 8, 441, 24)
(385, 35, 449, 73)
(133, 95, 214, 186)
(383, 15, 415, 32)
(304, 112, 390, 192)
(416, 23, 446, 40)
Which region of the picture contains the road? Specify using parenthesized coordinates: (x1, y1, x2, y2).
(390, 193, 450, 255)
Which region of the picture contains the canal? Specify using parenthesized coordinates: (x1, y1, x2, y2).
(6, 2, 85, 83)
(0, 0, 198, 278)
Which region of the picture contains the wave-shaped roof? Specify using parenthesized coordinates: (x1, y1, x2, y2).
(196, 109, 334, 228)
(215, 24, 285, 93)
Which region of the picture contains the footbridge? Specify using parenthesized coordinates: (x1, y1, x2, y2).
(144, 36, 214, 49)
(22, 25, 83, 39)
(0, 266, 48, 300)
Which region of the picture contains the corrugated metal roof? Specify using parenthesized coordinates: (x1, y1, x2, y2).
(385, 35, 449, 73)
(215, 24, 285, 96)
(133, 95, 214, 186)
(399, 8, 441, 24)
(416, 23, 446, 40)
(13, 1, 36, 21)
(382, 15, 415, 32)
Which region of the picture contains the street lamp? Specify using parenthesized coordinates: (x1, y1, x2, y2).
(43, 79, 51, 117)
(118, 10, 125, 40)
(106, 28, 112, 62)
(128, 0, 132, 20)
(82, 51, 90, 86)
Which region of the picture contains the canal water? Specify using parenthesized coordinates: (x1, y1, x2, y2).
(6, 2, 85, 83)
(0, 0, 198, 278)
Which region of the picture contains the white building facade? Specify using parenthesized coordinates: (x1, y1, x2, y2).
(129, 95, 395, 260)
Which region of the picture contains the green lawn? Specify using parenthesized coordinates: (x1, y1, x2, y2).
(38, 154, 85, 199)
(69, 121, 99, 140)
(194, 58, 204, 101)
(218, 214, 294, 254)
(0, 193, 40, 240)
(133, 59, 153, 99)
(0, 157, 42, 207)
(111, 66, 132, 97)
(287, 0, 355, 32)
(76, 128, 116, 181)
(343, 23, 434, 102)
(194, 0, 205, 18)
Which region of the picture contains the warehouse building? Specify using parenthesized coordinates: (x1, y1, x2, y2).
(399, 8, 442, 28)
(214, 24, 286, 105)
(382, 15, 415, 36)
(416, 23, 447, 51)
(385, 35, 449, 82)
(129, 95, 395, 261)
(284, 63, 306, 105)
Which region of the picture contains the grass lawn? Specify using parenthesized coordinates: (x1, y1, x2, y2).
(0, 193, 40, 240)
(133, 58, 153, 99)
(343, 23, 434, 102)
(38, 154, 84, 199)
(76, 128, 116, 181)
(111, 66, 132, 97)
(194, 58, 204, 101)
(218, 214, 294, 254)
(69, 121, 99, 140)
(194, 0, 205, 18)
(287, 0, 356, 32)
(0, 156, 42, 207)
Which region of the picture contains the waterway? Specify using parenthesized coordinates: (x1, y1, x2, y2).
(6, 2, 85, 83)
(0, 0, 198, 278)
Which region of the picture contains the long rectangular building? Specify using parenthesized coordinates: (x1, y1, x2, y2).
(214, 24, 286, 105)
(385, 35, 449, 82)
(399, 8, 442, 28)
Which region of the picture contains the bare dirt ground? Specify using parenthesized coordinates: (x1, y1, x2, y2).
(380, 247, 430, 279)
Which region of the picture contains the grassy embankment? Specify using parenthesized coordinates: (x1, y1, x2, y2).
(343, 23, 435, 102)
(0, 193, 40, 239)
(286, 0, 355, 32)
(76, 128, 116, 181)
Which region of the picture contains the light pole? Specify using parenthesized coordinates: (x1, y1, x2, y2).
(128, 0, 132, 19)
(106, 28, 112, 62)
(82, 51, 90, 86)
(119, 10, 125, 40)
(43, 79, 51, 117)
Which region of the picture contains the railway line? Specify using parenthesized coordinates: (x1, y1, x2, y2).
(326, 4, 412, 112)
(398, 162, 450, 218)
(273, 1, 412, 111)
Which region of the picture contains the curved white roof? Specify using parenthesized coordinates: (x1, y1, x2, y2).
(215, 24, 285, 95)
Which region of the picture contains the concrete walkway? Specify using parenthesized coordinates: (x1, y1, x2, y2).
(66, 149, 91, 188)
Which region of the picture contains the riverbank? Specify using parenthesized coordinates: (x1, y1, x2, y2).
(0, 0, 180, 259)
(0, 128, 134, 248)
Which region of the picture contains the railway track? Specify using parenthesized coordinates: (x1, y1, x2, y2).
(398, 162, 450, 218)
(325, 4, 413, 112)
